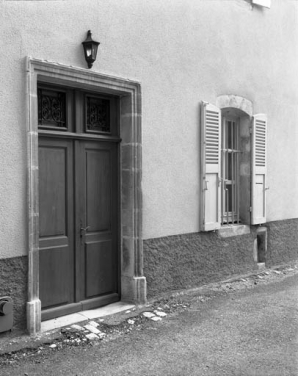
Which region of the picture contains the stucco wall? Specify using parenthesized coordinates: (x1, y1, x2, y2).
(0, 0, 297, 262)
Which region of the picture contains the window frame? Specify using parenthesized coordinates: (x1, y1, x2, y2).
(200, 97, 267, 233)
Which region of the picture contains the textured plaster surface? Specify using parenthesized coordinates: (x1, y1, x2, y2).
(143, 230, 258, 298)
(265, 219, 298, 266)
(144, 219, 298, 298)
(0, 0, 297, 259)
(0, 257, 27, 329)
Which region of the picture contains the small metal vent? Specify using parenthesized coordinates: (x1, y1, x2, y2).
(0, 296, 13, 333)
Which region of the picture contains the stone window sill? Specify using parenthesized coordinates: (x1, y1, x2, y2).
(217, 225, 250, 238)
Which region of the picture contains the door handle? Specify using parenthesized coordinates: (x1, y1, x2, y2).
(80, 226, 90, 237)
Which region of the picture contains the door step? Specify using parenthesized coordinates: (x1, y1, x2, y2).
(41, 302, 135, 333)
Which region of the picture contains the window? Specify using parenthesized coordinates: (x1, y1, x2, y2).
(221, 116, 240, 225)
(200, 101, 267, 232)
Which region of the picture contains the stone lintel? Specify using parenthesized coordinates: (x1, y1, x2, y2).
(216, 95, 253, 117)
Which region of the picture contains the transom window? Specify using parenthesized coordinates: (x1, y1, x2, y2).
(37, 85, 118, 136)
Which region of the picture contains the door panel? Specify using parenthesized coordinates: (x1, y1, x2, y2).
(39, 138, 74, 311)
(39, 246, 73, 308)
(81, 141, 118, 302)
(39, 146, 67, 237)
(85, 240, 114, 298)
(86, 149, 111, 232)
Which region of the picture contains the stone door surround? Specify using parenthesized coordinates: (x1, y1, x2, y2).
(26, 57, 146, 334)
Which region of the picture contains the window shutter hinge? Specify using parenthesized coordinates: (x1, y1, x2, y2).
(249, 207, 252, 212)
(249, 127, 253, 134)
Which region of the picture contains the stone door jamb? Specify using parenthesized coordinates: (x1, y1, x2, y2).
(26, 57, 146, 334)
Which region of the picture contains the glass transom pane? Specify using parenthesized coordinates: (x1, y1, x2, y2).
(86, 96, 110, 133)
(38, 88, 66, 129)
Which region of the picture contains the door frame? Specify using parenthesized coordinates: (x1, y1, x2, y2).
(26, 57, 146, 334)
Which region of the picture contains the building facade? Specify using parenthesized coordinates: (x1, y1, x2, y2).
(0, 0, 297, 333)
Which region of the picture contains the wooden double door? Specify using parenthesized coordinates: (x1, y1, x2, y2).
(38, 137, 119, 320)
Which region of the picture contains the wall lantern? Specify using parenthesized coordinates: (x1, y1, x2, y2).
(82, 30, 100, 69)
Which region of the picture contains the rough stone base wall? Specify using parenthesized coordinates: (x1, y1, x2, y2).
(265, 219, 298, 266)
(143, 219, 298, 298)
(0, 256, 27, 330)
(144, 230, 257, 298)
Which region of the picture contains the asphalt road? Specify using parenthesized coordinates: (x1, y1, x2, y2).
(2, 273, 298, 376)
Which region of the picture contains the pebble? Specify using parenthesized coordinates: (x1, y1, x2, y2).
(85, 333, 99, 341)
(154, 310, 167, 317)
(88, 321, 99, 328)
(142, 312, 156, 318)
(49, 344, 57, 349)
(71, 324, 83, 331)
(84, 324, 101, 334)
(127, 319, 135, 325)
(150, 316, 162, 321)
(273, 270, 282, 274)
(125, 310, 131, 314)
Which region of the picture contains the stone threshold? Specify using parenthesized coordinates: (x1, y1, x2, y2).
(41, 302, 135, 333)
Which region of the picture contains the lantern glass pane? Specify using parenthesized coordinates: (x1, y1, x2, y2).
(86, 46, 92, 57)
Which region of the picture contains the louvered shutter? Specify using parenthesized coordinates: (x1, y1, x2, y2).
(251, 114, 267, 224)
(200, 102, 221, 231)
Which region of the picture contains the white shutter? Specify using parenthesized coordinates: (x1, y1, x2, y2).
(200, 102, 221, 231)
(251, 114, 267, 224)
